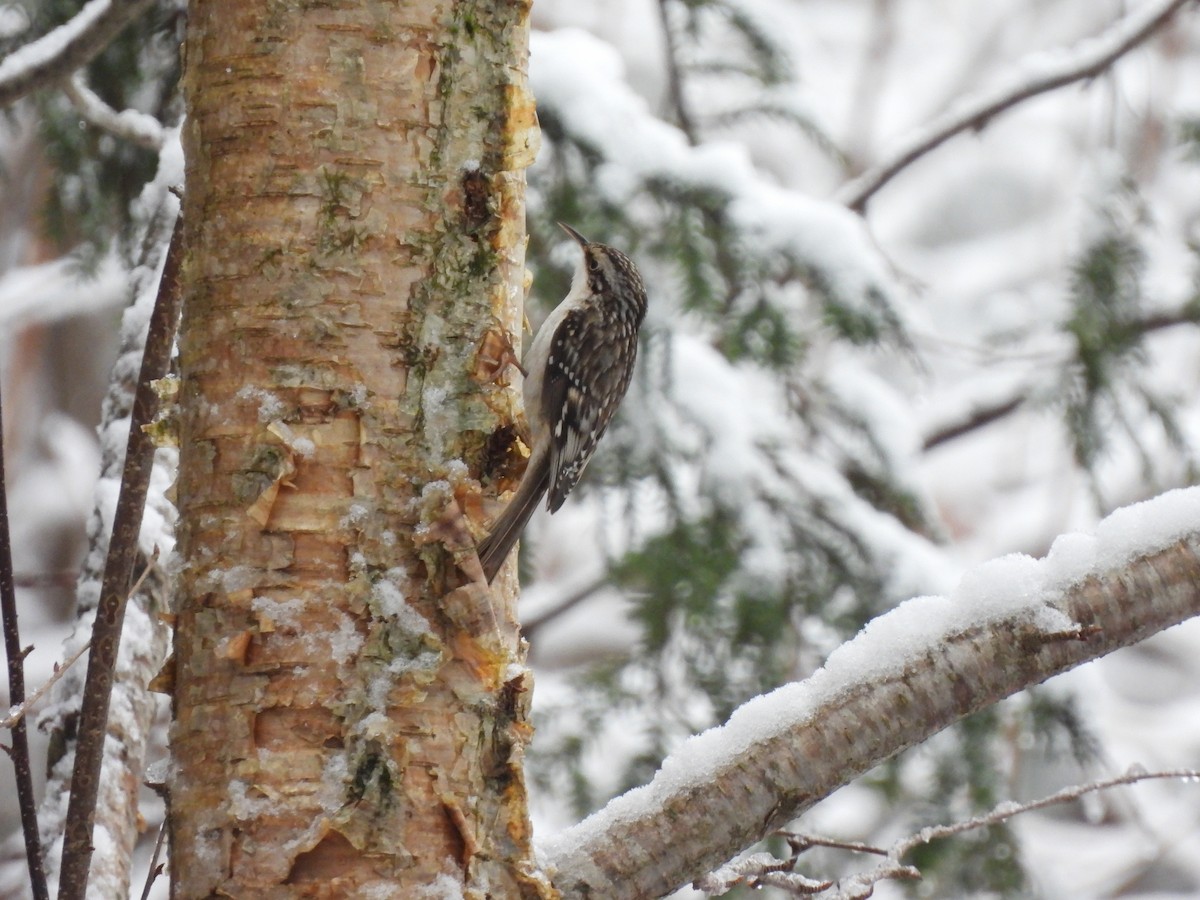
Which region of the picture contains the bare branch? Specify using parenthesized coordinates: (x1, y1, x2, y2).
(898, 767, 1200, 851)
(0, 0, 158, 109)
(137, 822, 167, 900)
(546, 518, 1200, 898)
(838, 0, 1192, 212)
(921, 304, 1200, 451)
(656, 0, 698, 145)
(58, 217, 183, 900)
(922, 394, 1026, 451)
(3, 550, 156, 730)
(0, 360, 47, 900)
(522, 576, 609, 641)
(832, 767, 1200, 898)
(63, 72, 165, 150)
(12, 570, 78, 589)
(1, 639, 91, 730)
(694, 769, 1200, 897)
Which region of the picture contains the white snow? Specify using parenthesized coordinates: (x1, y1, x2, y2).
(530, 27, 894, 313)
(0, 254, 128, 329)
(0, 0, 114, 88)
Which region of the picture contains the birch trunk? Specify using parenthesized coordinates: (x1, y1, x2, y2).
(170, 0, 544, 894)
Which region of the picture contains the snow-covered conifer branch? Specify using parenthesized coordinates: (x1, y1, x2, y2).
(63, 72, 165, 150)
(838, 0, 1192, 212)
(0, 0, 158, 108)
(543, 488, 1200, 898)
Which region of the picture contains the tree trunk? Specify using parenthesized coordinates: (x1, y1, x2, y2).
(170, 0, 545, 895)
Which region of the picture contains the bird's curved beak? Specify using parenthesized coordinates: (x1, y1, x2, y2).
(558, 222, 589, 247)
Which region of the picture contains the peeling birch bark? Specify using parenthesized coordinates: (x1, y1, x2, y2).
(171, 0, 547, 895)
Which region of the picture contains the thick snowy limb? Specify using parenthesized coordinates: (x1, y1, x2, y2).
(64, 73, 165, 150)
(838, 0, 1192, 212)
(543, 489, 1200, 899)
(0, 0, 157, 108)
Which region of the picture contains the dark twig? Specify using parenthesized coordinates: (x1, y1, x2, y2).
(839, 0, 1192, 212)
(0, 375, 48, 900)
(2, 639, 91, 730)
(4, 553, 155, 730)
(656, 0, 698, 145)
(921, 304, 1200, 451)
(13, 571, 79, 589)
(0, 0, 158, 109)
(138, 822, 167, 900)
(522, 576, 610, 642)
(58, 217, 183, 900)
(922, 395, 1026, 452)
(701, 768, 1200, 897)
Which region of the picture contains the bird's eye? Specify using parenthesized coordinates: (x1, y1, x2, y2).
(587, 256, 601, 273)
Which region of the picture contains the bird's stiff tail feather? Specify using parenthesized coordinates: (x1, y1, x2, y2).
(477, 451, 550, 583)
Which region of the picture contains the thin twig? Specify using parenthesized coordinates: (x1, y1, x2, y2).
(12, 571, 78, 589)
(0, 0, 159, 109)
(58, 217, 184, 900)
(2, 640, 90, 731)
(894, 766, 1200, 855)
(0, 368, 48, 900)
(708, 768, 1200, 898)
(63, 72, 165, 151)
(919, 303, 1200, 451)
(922, 395, 1026, 451)
(522, 576, 610, 641)
(138, 822, 167, 900)
(776, 832, 888, 858)
(842, 0, 895, 172)
(3, 550, 157, 730)
(656, 0, 698, 145)
(838, 0, 1192, 212)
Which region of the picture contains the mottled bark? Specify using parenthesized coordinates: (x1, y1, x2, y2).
(171, 0, 544, 896)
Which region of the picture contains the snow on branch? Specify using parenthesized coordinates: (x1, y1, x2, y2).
(531, 29, 895, 315)
(542, 488, 1200, 898)
(0, 0, 158, 108)
(64, 72, 164, 150)
(838, 0, 1192, 212)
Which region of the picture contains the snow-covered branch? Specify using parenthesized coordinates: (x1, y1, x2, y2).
(0, 0, 158, 108)
(542, 488, 1200, 898)
(838, 0, 1192, 212)
(64, 72, 165, 150)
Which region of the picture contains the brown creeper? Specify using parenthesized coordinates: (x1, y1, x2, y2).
(477, 224, 648, 582)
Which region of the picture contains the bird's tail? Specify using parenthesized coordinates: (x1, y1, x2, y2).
(477, 451, 550, 583)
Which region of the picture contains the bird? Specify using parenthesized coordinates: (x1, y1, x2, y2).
(477, 223, 648, 583)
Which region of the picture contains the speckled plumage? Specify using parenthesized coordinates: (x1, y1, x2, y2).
(478, 225, 647, 582)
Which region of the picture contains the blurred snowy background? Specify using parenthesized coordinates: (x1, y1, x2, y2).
(2, 0, 1200, 896)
